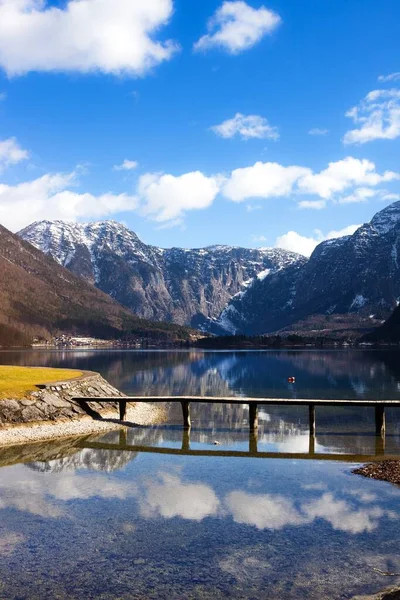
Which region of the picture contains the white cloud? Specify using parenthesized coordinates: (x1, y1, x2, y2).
(194, 1, 281, 54)
(326, 224, 361, 239)
(221, 157, 398, 204)
(297, 157, 398, 199)
(381, 192, 400, 201)
(378, 73, 400, 83)
(0, 171, 138, 231)
(0, 0, 179, 77)
(113, 159, 139, 171)
(226, 491, 306, 530)
(275, 230, 322, 257)
(308, 128, 329, 136)
(225, 490, 390, 534)
(138, 170, 221, 223)
(251, 234, 267, 243)
(0, 92, 6, 101)
(140, 473, 220, 521)
(275, 224, 361, 257)
(298, 199, 326, 210)
(222, 161, 310, 202)
(337, 187, 377, 204)
(0, 137, 29, 167)
(211, 113, 279, 140)
(344, 89, 400, 144)
(302, 492, 385, 534)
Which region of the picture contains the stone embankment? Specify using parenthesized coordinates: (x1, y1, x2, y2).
(0, 372, 166, 446)
(0, 372, 124, 426)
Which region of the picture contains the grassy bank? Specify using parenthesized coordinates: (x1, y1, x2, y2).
(0, 366, 83, 399)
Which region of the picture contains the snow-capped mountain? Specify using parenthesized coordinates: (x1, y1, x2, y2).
(211, 201, 400, 335)
(19, 220, 304, 327)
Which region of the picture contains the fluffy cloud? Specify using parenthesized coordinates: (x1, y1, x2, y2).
(226, 491, 306, 530)
(211, 113, 279, 140)
(138, 170, 220, 223)
(298, 199, 326, 210)
(0, 171, 138, 231)
(308, 128, 329, 136)
(275, 224, 361, 257)
(194, 1, 281, 54)
(326, 224, 362, 238)
(221, 157, 398, 203)
(113, 159, 139, 171)
(275, 230, 322, 257)
(222, 161, 310, 202)
(378, 73, 400, 83)
(297, 157, 398, 199)
(0, 0, 178, 76)
(225, 490, 391, 534)
(381, 192, 400, 201)
(302, 493, 385, 534)
(337, 187, 377, 204)
(140, 473, 220, 521)
(343, 89, 400, 144)
(0, 137, 29, 168)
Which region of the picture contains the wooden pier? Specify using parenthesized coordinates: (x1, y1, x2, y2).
(74, 395, 400, 450)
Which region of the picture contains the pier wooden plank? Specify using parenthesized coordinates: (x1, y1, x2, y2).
(74, 396, 400, 407)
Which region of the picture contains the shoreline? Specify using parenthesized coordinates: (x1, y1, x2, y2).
(0, 368, 166, 447)
(0, 403, 166, 448)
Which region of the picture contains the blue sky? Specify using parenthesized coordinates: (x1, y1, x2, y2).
(0, 0, 399, 255)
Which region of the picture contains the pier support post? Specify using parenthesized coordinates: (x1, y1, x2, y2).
(119, 428, 127, 447)
(119, 400, 127, 422)
(249, 403, 258, 433)
(309, 404, 316, 436)
(375, 405, 386, 439)
(181, 401, 191, 430)
(182, 429, 191, 452)
(309, 404, 316, 455)
(249, 432, 258, 454)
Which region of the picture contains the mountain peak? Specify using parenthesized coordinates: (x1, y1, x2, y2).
(18, 219, 305, 327)
(369, 200, 400, 235)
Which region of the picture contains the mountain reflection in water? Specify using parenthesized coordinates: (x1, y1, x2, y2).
(1, 349, 400, 599)
(2, 348, 400, 400)
(0, 425, 400, 600)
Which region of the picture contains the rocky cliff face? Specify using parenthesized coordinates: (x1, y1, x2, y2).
(19, 220, 304, 327)
(209, 201, 400, 335)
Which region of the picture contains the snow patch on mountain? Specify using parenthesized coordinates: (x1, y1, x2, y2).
(18, 220, 305, 328)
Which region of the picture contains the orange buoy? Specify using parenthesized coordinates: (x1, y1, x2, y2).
(288, 376, 296, 384)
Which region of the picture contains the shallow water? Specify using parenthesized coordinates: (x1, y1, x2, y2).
(0, 349, 400, 599)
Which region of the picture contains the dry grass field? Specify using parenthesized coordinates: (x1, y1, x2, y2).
(0, 366, 83, 399)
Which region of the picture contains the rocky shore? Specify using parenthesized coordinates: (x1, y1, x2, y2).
(353, 461, 400, 486)
(0, 371, 165, 446)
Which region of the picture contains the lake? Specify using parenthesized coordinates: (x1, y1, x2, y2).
(0, 349, 400, 599)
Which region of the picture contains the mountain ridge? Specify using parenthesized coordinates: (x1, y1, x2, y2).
(0, 223, 196, 345)
(19, 220, 305, 327)
(211, 201, 400, 336)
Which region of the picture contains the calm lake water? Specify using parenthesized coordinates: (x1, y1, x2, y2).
(1, 349, 400, 599)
